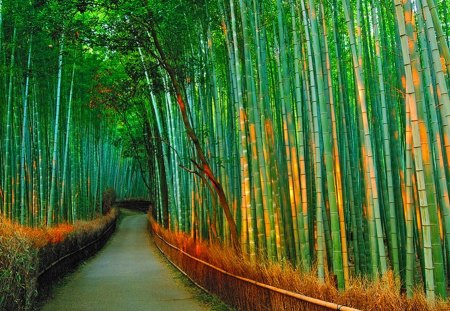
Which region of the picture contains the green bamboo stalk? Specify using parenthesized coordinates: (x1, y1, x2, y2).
(371, 0, 400, 277)
(228, 0, 253, 256)
(290, 0, 311, 270)
(424, 0, 450, 74)
(307, 0, 344, 289)
(47, 33, 64, 226)
(20, 36, 32, 224)
(342, 0, 387, 278)
(406, 0, 446, 297)
(320, 0, 350, 286)
(416, 6, 450, 282)
(405, 98, 415, 297)
(239, 0, 267, 256)
(3, 26, 16, 220)
(60, 63, 75, 221)
(395, 0, 437, 299)
(420, 0, 450, 173)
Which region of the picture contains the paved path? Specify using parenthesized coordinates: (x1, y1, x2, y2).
(41, 212, 208, 311)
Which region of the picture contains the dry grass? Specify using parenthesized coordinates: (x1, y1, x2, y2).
(0, 221, 75, 248)
(102, 188, 116, 214)
(70, 207, 119, 240)
(0, 207, 119, 311)
(0, 208, 118, 248)
(0, 218, 37, 311)
(150, 217, 450, 311)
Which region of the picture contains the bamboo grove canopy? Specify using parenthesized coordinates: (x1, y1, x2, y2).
(1, 0, 450, 301)
(0, 1, 149, 226)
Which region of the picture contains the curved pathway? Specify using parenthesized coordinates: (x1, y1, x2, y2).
(42, 212, 208, 311)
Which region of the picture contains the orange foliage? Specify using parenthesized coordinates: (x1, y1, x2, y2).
(177, 94, 185, 112)
(0, 219, 74, 248)
(149, 216, 450, 311)
(1, 208, 118, 249)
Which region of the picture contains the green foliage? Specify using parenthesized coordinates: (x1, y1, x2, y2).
(2, 0, 450, 301)
(0, 0, 148, 225)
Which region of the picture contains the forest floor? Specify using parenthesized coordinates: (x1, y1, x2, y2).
(40, 210, 209, 311)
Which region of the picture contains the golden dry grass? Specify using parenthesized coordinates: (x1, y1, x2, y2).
(0, 218, 37, 310)
(150, 217, 450, 311)
(0, 220, 74, 247)
(0, 207, 119, 310)
(0, 208, 118, 248)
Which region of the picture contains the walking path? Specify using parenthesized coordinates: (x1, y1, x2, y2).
(41, 211, 208, 311)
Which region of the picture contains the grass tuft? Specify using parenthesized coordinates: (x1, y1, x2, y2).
(0, 207, 119, 310)
(0, 217, 37, 311)
(150, 217, 450, 311)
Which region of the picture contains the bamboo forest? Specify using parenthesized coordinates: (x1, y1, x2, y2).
(1, 0, 450, 309)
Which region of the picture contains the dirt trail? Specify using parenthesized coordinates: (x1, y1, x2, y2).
(41, 212, 208, 311)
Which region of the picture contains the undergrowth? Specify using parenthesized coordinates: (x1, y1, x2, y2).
(0, 207, 119, 311)
(0, 219, 37, 310)
(150, 217, 450, 311)
(149, 233, 235, 311)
